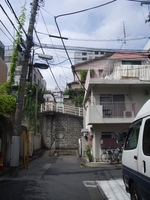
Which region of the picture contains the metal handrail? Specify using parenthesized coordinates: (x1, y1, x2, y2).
(40, 102, 83, 117)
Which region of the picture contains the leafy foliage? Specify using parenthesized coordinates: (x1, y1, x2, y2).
(23, 82, 45, 131)
(0, 4, 26, 119)
(8, 4, 26, 86)
(80, 69, 95, 81)
(63, 88, 85, 107)
(80, 70, 88, 81)
(0, 83, 16, 117)
(85, 144, 93, 162)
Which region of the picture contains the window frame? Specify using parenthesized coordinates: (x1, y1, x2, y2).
(124, 120, 141, 150)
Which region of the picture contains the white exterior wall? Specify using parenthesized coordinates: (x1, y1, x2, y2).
(92, 126, 101, 162)
(74, 58, 110, 82)
(5, 49, 47, 90)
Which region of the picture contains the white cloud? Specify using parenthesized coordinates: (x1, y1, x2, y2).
(1, 0, 150, 90)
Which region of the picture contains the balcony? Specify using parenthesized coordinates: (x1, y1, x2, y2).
(87, 101, 137, 124)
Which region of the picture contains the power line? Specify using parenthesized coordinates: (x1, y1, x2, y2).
(0, 5, 19, 35)
(34, 28, 62, 91)
(0, 28, 13, 43)
(54, 0, 117, 92)
(39, 9, 68, 82)
(55, 0, 117, 18)
(0, 20, 15, 41)
(36, 31, 149, 42)
(34, 42, 150, 53)
(4, 0, 28, 37)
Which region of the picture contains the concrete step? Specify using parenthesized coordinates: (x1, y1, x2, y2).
(54, 149, 78, 156)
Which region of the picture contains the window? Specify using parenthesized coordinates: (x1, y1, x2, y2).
(100, 94, 125, 117)
(34, 74, 36, 83)
(99, 69, 103, 76)
(124, 120, 141, 150)
(143, 119, 150, 156)
(4, 56, 11, 62)
(15, 71, 21, 76)
(101, 133, 111, 138)
(122, 60, 141, 65)
(82, 57, 87, 61)
(82, 52, 87, 56)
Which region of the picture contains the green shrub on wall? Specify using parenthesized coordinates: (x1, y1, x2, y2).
(63, 88, 85, 107)
(80, 69, 95, 81)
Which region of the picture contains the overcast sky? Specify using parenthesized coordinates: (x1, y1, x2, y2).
(1, 0, 150, 91)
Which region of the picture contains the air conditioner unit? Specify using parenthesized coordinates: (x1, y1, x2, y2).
(123, 110, 134, 118)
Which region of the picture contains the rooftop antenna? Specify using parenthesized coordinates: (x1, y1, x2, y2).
(123, 21, 127, 44)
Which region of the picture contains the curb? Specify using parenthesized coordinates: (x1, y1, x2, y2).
(80, 157, 122, 168)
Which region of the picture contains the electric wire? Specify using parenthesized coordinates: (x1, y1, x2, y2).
(34, 28, 62, 92)
(54, 0, 117, 91)
(39, 9, 68, 83)
(34, 42, 150, 55)
(0, 20, 15, 41)
(36, 31, 149, 42)
(55, 0, 117, 18)
(54, 16, 86, 90)
(0, 5, 20, 36)
(0, 28, 13, 43)
(4, 0, 28, 37)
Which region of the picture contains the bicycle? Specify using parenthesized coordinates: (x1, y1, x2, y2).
(101, 147, 123, 164)
(101, 147, 113, 163)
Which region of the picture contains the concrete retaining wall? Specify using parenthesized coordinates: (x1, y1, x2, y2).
(39, 112, 83, 149)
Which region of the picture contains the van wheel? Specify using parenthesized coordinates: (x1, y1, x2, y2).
(130, 183, 139, 200)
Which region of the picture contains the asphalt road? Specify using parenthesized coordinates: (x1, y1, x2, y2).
(0, 152, 122, 200)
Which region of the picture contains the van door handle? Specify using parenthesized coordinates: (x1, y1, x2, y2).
(134, 155, 137, 160)
(143, 161, 146, 173)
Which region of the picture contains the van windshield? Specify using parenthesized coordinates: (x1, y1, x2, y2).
(124, 120, 141, 150)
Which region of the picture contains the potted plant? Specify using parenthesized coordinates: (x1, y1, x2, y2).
(85, 144, 93, 162)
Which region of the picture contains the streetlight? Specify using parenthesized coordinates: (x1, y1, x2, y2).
(38, 53, 53, 60)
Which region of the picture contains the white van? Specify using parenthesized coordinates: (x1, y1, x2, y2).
(122, 99, 150, 200)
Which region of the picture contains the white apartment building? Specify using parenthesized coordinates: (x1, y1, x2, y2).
(74, 50, 106, 64)
(82, 51, 150, 162)
(5, 46, 46, 91)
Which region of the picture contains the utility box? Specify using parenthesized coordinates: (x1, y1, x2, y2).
(10, 136, 20, 166)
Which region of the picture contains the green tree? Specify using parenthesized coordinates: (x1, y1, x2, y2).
(63, 88, 85, 107)
(0, 4, 26, 119)
(0, 83, 16, 117)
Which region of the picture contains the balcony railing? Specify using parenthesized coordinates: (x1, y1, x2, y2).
(100, 101, 137, 118)
(40, 102, 83, 117)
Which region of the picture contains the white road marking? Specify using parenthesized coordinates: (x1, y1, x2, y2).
(96, 179, 130, 200)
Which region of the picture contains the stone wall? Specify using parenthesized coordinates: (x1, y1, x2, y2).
(39, 112, 83, 149)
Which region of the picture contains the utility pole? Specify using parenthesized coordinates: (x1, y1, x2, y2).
(10, 0, 40, 175)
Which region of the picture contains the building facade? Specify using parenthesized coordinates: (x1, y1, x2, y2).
(74, 50, 106, 64)
(5, 46, 46, 90)
(68, 53, 114, 89)
(0, 41, 7, 84)
(82, 51, 150, 162)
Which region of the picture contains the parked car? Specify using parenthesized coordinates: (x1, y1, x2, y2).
(122, 99, 150, 200)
